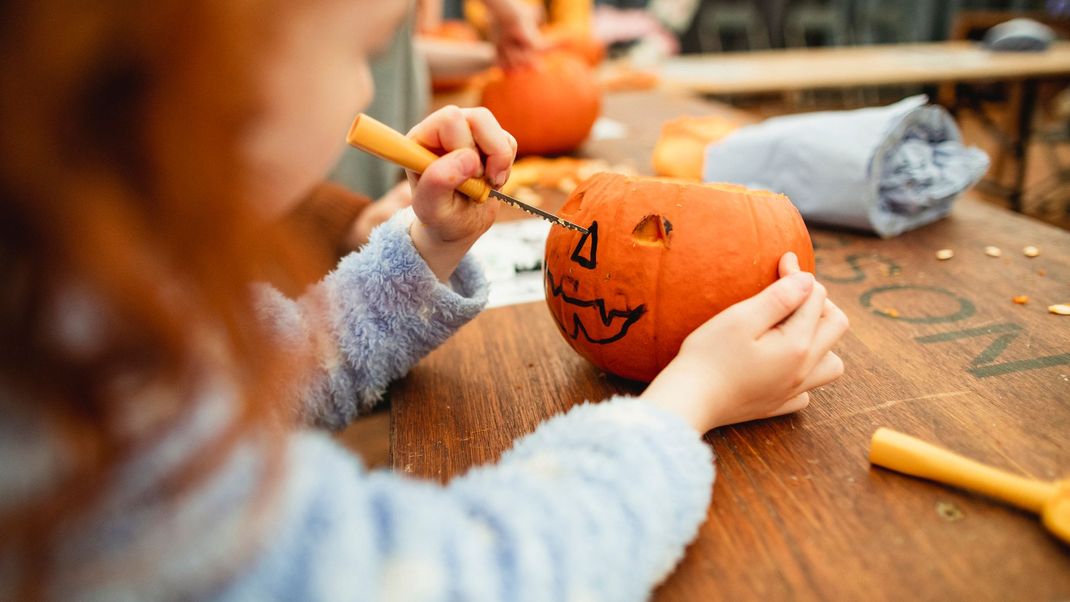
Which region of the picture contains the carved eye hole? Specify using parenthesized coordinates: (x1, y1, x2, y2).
(570, 221, 598, 269)
(632, 215, 672, 248)
(561, 190, 586, 214)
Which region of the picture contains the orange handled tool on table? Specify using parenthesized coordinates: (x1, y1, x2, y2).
(345, 114, 588, 235)
(869, 427, 1070, 544)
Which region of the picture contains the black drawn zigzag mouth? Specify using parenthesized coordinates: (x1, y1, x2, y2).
(545, 269, 646, 345)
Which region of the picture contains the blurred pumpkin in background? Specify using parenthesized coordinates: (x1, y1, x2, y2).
(480, 51, 601, 156)
(652, 115, 741, 180)
(544, 173, 814, 382)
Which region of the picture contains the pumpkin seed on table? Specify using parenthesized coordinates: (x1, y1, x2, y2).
(984, 246, 1002, 257)
(935, 249, 954, 260)
(1049, 304, 1070, 316)
(1023, 245, 1040, 257)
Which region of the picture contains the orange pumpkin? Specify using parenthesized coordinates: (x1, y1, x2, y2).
(481, 52, 601, 156)
(652, 115, 740, 180)
(544, 173, 815, 382)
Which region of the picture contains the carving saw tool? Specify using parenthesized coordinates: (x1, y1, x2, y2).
(345, 114, 588, 235)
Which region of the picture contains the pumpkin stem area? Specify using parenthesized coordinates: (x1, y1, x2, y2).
(632, 214, 672, 247)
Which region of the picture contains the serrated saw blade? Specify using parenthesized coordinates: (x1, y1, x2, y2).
(488, 190, 588, 235)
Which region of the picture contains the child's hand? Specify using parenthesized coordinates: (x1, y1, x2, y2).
(641, 253, 849, 433)
(347, 181, 413, 249)
(406, 105, 516, 282)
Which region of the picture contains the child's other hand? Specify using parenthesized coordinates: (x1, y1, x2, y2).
(641, 252, 849, 433)
(406, 105, 516, 281)
(347, 181, 413, 249)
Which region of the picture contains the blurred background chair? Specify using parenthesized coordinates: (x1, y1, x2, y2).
(852, 0, 930, 45)
(696, 1, 771, 52)
(852, 0, 934, 103)
(781, 0, 857, 106)
(1026, 87, 1070, 217)
(783, 0, 853, 48)
(939, 3, 1070, 211)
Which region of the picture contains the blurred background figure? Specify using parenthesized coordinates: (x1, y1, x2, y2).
(290, 0, 543, 266)
(594, 0, 701, 64)
(329, 4, 427, 202)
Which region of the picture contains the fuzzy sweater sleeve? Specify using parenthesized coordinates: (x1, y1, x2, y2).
(220, 396, 715, 601)
(253, 209, 488, 429)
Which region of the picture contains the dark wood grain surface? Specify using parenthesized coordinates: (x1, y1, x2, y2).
(391, 90, 1070, 600)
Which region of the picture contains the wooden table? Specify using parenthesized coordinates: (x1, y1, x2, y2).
(390, 91, 1070, 600)
(658, 41, 1070, 95)
(659, 41, 1070, 212)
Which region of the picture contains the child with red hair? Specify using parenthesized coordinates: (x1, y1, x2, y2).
(0, 1, 845, 599)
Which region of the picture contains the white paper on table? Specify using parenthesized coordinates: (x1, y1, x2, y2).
(589, 117, 628, 141)
(468, 218, 552, 308)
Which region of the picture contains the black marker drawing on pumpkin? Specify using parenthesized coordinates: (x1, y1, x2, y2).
(570, 221, 598, 269)
(545, 270, 646, 344)
(545, 221, 646, 345)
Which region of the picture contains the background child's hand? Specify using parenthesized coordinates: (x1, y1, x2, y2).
(486, 0, 545, 69)
(406, 105, 516, 281)
(641, 252, 849, 433)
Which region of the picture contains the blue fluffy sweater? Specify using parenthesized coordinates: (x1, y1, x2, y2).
(1, 210, 715, 600)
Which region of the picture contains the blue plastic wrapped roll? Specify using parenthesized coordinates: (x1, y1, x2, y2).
(702, 96, 990, 238)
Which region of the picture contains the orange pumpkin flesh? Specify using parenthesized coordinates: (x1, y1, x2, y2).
(652, 115, 740, 180)
(544, 173, 815, 382)
(480, 52, 602, 156)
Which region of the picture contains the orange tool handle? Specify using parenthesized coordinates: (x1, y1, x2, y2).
(870, 427, 1057, 514)
(345, 113, 491, 203)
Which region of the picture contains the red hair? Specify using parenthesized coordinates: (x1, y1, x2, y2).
(0, 0, 325, 593)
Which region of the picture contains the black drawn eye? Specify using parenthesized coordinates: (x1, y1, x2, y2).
(570, 221, 597, 269)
